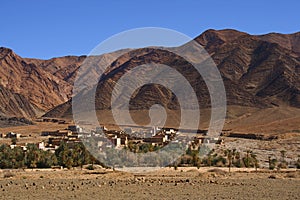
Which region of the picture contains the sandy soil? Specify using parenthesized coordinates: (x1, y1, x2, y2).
(0, 167, 299, 200)
(0, 121, 70, 136)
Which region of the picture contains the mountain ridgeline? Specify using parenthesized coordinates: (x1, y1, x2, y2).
(0, 29, 299, 121)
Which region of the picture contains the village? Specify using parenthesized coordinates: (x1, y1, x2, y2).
(1, 119, 299, 171)
(2, 118, 299, 170)
(0, 119, 223, 155)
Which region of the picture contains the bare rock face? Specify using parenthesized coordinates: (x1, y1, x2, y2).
(0, 47, 86, 118)
(45, 29, 300, 119)
(259, 32, 300, 57)
(197, 30, 300, 107)
(0, 84, 36, 118)
(24, 55, 86, 85)
(1, 29, 300, 120)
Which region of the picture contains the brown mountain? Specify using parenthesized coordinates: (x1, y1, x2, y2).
(0, 84, 36, 118)
(197, 29, 300, 107)
(44, 29, 300, 121)
(259, 32, 300, 57)
(1, 29, 299, 126)
(0, 47, 84, 118)
(24, 55, 86, 85)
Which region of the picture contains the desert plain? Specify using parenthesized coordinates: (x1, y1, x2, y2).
(0, 167, 299, 200)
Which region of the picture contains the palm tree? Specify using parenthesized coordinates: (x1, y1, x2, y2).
(242, 150, 253, 168)
(26, 144, 41, 169)
(279, 150, 287, 169)
(280, 150, 286, 163)
(55, 141, 71, 168)
(224, 149, 233, 172)
(250, 152, 259, 171)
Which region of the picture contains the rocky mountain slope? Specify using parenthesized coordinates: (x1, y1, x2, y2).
(197, 29, 300, 107)
(0, 84, 36, 118)
(0, 29, 299, 121)
(45, 29, 300, 119)
(0, 47, 84, 118)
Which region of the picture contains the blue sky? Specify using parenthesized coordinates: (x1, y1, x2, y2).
(1, 0, 299, 59)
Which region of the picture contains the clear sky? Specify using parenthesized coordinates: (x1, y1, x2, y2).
(1, 0, 299, 59)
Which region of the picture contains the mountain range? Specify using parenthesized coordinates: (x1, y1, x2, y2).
(0, 29, 299, 127)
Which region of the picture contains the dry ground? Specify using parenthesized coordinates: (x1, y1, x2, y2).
(223, 135, 300, 168)
(67, 106, 300, 134)
(0, 121, 70, 145)
(0, 121, 70, 136)
(1, 106, 299, 136)
(0, 167, 299, 200)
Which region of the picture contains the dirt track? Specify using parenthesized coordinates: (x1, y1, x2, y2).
(0, 167, 299, 200)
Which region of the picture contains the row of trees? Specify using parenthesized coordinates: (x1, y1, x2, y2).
(268, 150, 300, 170)
(1, 141, 299, 170)
(0, 142, 98, 169)
(125, 142, 161, 153)
(121, 142, 262, 170)
(179, 147, 300, 170)
(178, 147, 260, 171)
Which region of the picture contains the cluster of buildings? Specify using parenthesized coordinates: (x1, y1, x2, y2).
(0, 123, 224, 153)
(0, 125, 83, 152)
(40, 125, 82, 151)
(0, 132, 22, 139)
(100, 126, 177, 149)
(76, 126, 178, 150)
(84, 126, 223, 151)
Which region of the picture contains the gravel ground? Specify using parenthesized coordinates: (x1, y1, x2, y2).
(0, 168, 299, 200)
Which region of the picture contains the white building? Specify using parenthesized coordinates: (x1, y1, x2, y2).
(38, 142, 45, 150)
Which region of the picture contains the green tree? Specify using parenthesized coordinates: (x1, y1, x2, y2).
(12, 146, 25, 168)
(55, 141, 71, 168)
(268, 156, 277, 170)
(224, 149, 235, 172)
(278, 150, 287, 169)
(73, 143, 90, 169)
(25, 144, 40, 169)
(243, 150, 251, 167)
(37, 150, 57, 168)
(0, 144, 14, 168)
(250, 152, 259, 171)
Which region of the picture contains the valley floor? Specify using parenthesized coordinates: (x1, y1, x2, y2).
(0, 167, 299, 200)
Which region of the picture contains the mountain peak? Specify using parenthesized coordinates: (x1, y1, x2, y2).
(197, 29, 248, 41)
(194, 29, 249, 53)
(0, 47, 14, 58)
